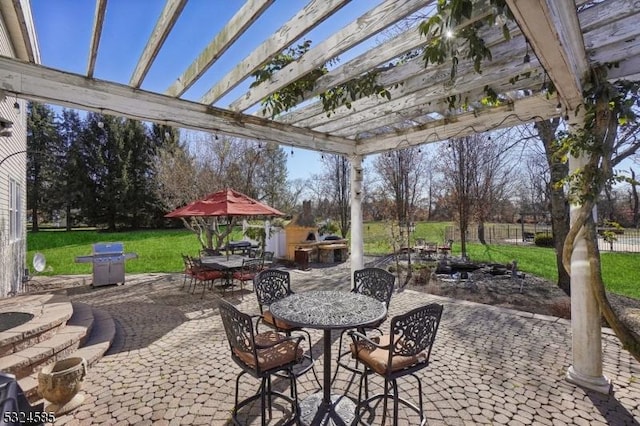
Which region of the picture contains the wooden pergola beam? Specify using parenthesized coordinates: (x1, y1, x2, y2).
(506, 0, 588, 110)
(357, 93, 559, 155)
(276, 21, 522, 126)
(164, 0, 273, 97)
(129, 0, 187, 88)
(198, 0, 350, 105)
(228, 0, 433, 112)
(334, 72, 546, 138)
(0, 56, 355, 155)
(257, 3, 494, 119)
(87, 0, 108, 78)
(296, 34, 534, 131)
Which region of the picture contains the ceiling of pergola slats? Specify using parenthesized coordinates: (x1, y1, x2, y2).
(1, 0, 639, 157)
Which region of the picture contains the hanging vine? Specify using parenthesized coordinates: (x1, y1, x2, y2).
(419, 0, 512, 87)
(250, 40, 390, 118)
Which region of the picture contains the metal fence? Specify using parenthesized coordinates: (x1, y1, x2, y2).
(444, 224, 640, 253)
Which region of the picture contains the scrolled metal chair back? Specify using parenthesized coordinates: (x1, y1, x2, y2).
(219, 299, 256, 362)
(389, 303, 443, 362)
(353, 267, 396, 307)
(254, 269, 291, 307)
(242, 258, 264, 273)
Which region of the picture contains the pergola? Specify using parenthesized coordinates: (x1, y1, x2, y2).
(1, 0, 639, 395)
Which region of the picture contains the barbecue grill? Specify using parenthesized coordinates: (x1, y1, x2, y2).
(75, 242, 138, 287)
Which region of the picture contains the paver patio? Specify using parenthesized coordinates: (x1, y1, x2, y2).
(50, 261, 639, 425)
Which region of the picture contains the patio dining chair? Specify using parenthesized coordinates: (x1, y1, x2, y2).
(349, 303, 443, 426)
(232, 258, 264, 297)
(332, 267, 395, 386)
(188, 256, 225, 298)
(181, 254, 195, 291)
(261, 251, 274, 270)
(253, 270, 321, 387)
(218, 299, 303, 426)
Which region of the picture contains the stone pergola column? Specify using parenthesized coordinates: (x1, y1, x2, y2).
(565, 110, 612, 394)
(349, 155, 364, 290)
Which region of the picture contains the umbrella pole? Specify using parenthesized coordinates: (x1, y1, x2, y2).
(226, 216, 230, 260)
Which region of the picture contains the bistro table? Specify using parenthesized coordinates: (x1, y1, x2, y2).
(270, 290, 387, 425)
(200, 255, 247, 292)
(200, 254, 246, 270)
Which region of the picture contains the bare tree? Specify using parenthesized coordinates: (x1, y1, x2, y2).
(373, 147, 428, 237)
(436, 134, 512, 258)
(469, 133, 514, 244)
(307, 154, 351, 237)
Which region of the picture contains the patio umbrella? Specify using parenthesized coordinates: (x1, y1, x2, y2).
(165, 188, 285, 257)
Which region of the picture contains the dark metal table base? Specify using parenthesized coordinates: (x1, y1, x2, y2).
(299, 392, 356, 426)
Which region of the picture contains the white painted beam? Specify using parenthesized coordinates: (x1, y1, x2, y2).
(333, 72, 545, 138)
(356, 94, 558, 155)
(578, 0, 639, 33)
(165, 0, 273, 97)
(87, 0, 108, 78)
(257, 2, 497, 119)
(606, 55, 640, 81)
(300, 35, 534, 130)
(277, 20, 522, 126)
(506, 0, 588, 110)
(228, 0, 432, 112)
(129, 0, 187, 88)
(583, 12, 640, 53)
(588, 31, 640, 67)
(0, 56, 355, 155)
(199, 0, 350, 105)
(5, 0, 39, 62)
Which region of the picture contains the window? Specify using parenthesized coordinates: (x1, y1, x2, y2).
(9, 178, 22, 241)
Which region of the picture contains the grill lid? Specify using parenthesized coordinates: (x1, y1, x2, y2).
(92, 242, 125, 255)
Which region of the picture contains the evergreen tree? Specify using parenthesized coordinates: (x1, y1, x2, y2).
(26, 102, 59, 231)
(57, 108, 85, 229)
(122, 119, 158, 228)
(75, 113, 128, 231)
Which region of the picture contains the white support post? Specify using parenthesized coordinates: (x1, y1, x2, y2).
(350, 155, 364, 290)
(565, 110, 612, 394)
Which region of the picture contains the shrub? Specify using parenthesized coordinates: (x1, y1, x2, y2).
(549, 300, 571, 319)
(534, 233, 554, 247)
(413, 266, 432, 286)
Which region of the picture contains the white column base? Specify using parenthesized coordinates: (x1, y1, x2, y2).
(566, 365, 612, 394)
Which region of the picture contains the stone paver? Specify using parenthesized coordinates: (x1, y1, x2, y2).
(46, 262, 639, 425)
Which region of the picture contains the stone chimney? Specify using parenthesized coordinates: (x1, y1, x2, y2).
(293, 200, 315, 227)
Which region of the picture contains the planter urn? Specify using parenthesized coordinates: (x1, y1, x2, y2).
(38, 357, 87, 415)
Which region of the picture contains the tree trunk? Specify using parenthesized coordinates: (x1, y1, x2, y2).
(536, 119, 570, 295)
(65, 204, 72, 231)
(32, 200, 39, 232)
(631, 169, 639, 227)
(477, 222, 486, 245)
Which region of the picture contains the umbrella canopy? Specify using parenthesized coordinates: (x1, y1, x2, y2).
(165, 188, 285, 218)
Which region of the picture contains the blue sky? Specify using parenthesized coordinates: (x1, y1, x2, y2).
(30, 0, 384, 181)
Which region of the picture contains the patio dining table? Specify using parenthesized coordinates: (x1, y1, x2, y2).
(270, 290, 386, 425)
(200, 255, 247, 270)
(200, 255, 247, 292)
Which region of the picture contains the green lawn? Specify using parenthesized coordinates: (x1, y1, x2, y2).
(27, 223, 640, 299)
(26, 228, 242, 275)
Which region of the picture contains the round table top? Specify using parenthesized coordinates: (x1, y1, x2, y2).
(270, 290, 387, 330)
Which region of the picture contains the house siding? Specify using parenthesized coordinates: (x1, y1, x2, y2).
(0, 12, 27, 297)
